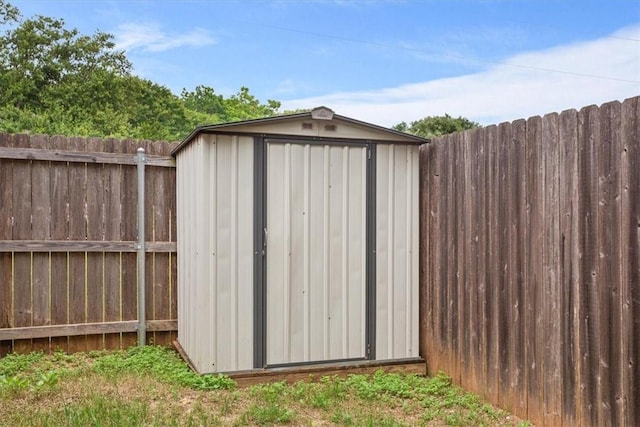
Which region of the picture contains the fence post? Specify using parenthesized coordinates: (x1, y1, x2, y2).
(135, 147, 147, 346)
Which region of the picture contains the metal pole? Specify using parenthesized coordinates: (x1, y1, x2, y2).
(135, 147, 147, 346)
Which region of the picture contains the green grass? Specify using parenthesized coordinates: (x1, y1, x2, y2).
(0, 346, 531, 426)
(92, 345, 235, 390)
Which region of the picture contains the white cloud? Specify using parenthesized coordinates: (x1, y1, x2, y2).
(282, 25, 640, 126)
(273, 78, 313, 96)
(115, 23, 217, 52)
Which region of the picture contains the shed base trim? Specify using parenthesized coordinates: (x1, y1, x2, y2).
(172, 339, 199, 374)
(173, 340, 425, 387)
(228, 358, 425, 387)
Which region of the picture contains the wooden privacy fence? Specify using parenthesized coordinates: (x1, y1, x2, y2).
(0, 133, 177, 356)
(419, 96, 639, 427)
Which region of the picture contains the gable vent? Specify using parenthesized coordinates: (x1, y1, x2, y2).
(324, 124, 337, 132)
(302, 122, 313, 130)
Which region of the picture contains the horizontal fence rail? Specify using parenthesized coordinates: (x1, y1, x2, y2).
(0, 133, 178, 355)
(0, 240, 176, 252)
(420, 96, 639, 427)
(0, 320, 177, 341)
(0, 146, 175, 167)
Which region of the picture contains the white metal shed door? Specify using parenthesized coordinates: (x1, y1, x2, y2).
(266, 142, 367, 365)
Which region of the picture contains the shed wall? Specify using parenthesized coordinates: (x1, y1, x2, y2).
(375, 144, 420, 360)
(177, 134, 254, 373)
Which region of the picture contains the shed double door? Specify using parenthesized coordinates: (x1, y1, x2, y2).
(265, 140, 368, 366)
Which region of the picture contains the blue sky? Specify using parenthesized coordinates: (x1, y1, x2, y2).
(10, 0, 640, 126)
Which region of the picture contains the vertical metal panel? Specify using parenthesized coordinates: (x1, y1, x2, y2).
(375, 144, 420, 360)
(176, 134, 254, 374)
(177, 137, 203, 368)
(179, 143, 189, 361)
(266, 142, 286, 363)
(211, 135, 254, 373)
(236, 136, 255, 370)
(176, 141, 186, 355)
(195, 136, 210, 371)
(266, 141, 367, 365)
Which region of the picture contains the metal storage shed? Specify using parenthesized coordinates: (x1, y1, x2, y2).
(172, 107, 428, 375)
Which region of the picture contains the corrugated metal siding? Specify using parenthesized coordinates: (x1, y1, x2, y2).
(375, 144, 420, 360)
(177, 137, 201, 369)
(266, 142, 367, 365)
(176, 134, 254, 374)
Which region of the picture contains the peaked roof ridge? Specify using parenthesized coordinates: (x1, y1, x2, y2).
(172, 107, 429, 155)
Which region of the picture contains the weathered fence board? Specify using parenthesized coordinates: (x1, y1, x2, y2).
(49, 134, 70, 352)
(422, 96, 639, 427)
(525, 115, 544, 424)
(12, 134, 33, 354)
(31, 134, 52, 353)
(0, 133, 13, 357)
(620, 96, 639, 427)
(558, 107, 579, 424)
(486, 124, 500, 405)
(121, 139, 139, 349)
(0, 134, 177, 355)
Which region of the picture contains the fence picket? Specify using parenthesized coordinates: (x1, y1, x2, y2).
(121, 139, 142, 348)
(0, 133, 13, 357)
(49, 135, 71, 353)
(86, 137, 106, 351)
(11, 134, 33, 353)
(30, 135, 52, 353)
(559, 108, 579, 424)
(510, 119, 527, 414)
(620, 96, 639, 427)
(525, 115, 544, 424)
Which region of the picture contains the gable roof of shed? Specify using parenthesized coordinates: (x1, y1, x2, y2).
(171, 106, 430, 156)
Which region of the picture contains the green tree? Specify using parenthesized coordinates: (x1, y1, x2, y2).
(221, 86, 281, 122)
(0, 3, 130, 111)
(0, 0, 18, 25)
(0, 1, 282, 140)
(393, 114, 479, 139)
(181, 85, 281, 126)
(180, 85, 225, 120)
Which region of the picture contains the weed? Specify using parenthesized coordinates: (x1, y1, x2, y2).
(243, 381, 295, 424)
(361, 414, 404, 426)
(346, 370, 421, 400)
(331, 409, 354, 425)
(51, 349, 75, 363)
(31, 370, 60, 392)
(218, 391, 238, 415)
(251, 380, 288, 400)
(0, 351, 45, 377)
(288, 376, 347, 409)
(93, 345, 236, 390)
(245, 402, 293, 425)
(0, 374, 30, 396)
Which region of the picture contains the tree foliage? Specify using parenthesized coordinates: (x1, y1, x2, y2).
(393, 114, 480, 139)
(180, 85, 281, 124)
(0, 1, 281, 141)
